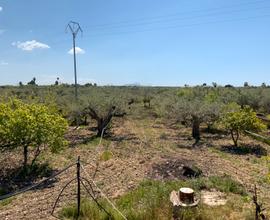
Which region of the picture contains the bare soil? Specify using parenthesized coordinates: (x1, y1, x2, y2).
(0, 117, 269, 219)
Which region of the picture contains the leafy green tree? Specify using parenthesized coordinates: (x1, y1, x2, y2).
(171, 87, 223, 143)
(221, 104, 266, 146)
(173, 99, 222, 142)
(259, 93, 270, 114)
(77, 88, 127, 137)
(0, 99, 68, 169)
(237, 88, 262, 110)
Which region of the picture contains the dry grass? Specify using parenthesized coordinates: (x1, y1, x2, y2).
(0, 115, 269, 219)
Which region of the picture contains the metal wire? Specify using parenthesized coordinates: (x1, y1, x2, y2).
(51, 177, 77, 218)
(80, 179, 112, 218)
(0, 163, 76, 201)
(81, 165, 128, 220)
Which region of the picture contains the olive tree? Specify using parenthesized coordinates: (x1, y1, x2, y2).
(0, 99, 68, 169)
(258, 88, 270, 113)
(81, 88, 127, 137)
(173, 98, 222, 142)
(221, 104, 266, 146)
(164, 87, 223, 143)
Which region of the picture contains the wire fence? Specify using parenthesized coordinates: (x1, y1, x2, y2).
(0, 126, 127, 220)
(0, 163, 75, 201)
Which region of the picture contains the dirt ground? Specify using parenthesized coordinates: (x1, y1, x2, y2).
(0, 116, 269, 220)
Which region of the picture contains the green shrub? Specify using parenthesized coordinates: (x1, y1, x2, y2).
(0, 98, 68, 169)
(221, 104, 266, 146)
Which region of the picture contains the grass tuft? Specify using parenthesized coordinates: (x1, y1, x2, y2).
(100, 150, 113, 161)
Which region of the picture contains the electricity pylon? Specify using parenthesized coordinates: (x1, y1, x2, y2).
(66, 21, 83, 100)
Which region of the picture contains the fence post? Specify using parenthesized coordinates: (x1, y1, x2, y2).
(77, 156, 81, 219)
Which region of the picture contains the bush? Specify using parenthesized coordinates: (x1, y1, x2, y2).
(0, 99, 68, 169)
(221, 104, 266, 146)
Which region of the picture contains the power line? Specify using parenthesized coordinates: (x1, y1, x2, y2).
(84, 0, 270, 29)
(85, 5, 270, 31)
(46, 12, 270, 46)
(38, 0, 270, 45)
(21, 0, 270, 50)
(32, 1, 270, 47)
(82, 13, 270, 38)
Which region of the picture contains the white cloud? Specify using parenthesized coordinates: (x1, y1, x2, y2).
(0, 7, 3, 12)
(0, 61, 8, 65)
(68, 47, 85, 55)
(12, 40, 50, 51)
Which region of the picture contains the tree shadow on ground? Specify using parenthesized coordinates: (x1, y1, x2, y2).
(67, 126, 140, 147)
(220, 144, 267, 157)
(201, 127, 225, 135)
(108, 133, 139, 142)
(68, 133, 98, 147)
(202, 133, 226, 141)
(175, 138, 210, 149)
(0, 162, 57, 195)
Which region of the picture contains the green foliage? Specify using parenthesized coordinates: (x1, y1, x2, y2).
(175, 87, 223, 123)
(0, 98, 68, 167)
(167, 88, 224, 141)
(221, 104, 266, 146)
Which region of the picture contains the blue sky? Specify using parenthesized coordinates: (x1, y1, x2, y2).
(0, 0, 270, 86)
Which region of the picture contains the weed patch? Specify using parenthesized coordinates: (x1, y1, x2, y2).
(60, 176, 247, 220)
(100, 151, 113, 161)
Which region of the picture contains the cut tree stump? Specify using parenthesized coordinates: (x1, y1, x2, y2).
(170, 188, 200, 220)
(179, 187, 195, 204)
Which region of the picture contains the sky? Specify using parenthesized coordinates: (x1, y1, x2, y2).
(0, 0, 270, 86)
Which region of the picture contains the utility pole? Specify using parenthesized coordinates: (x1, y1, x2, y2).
(66, 21, 83, 100)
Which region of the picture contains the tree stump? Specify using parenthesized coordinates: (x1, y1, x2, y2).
(179, 188, 194, 204)
(170, 188, 199, 220)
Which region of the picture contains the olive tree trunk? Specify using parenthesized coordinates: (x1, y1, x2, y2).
(192, 116, 200, 143)
(23, 145, 28, 169)
(87, 106, 116, 137)
(230, 130, 239, 146)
